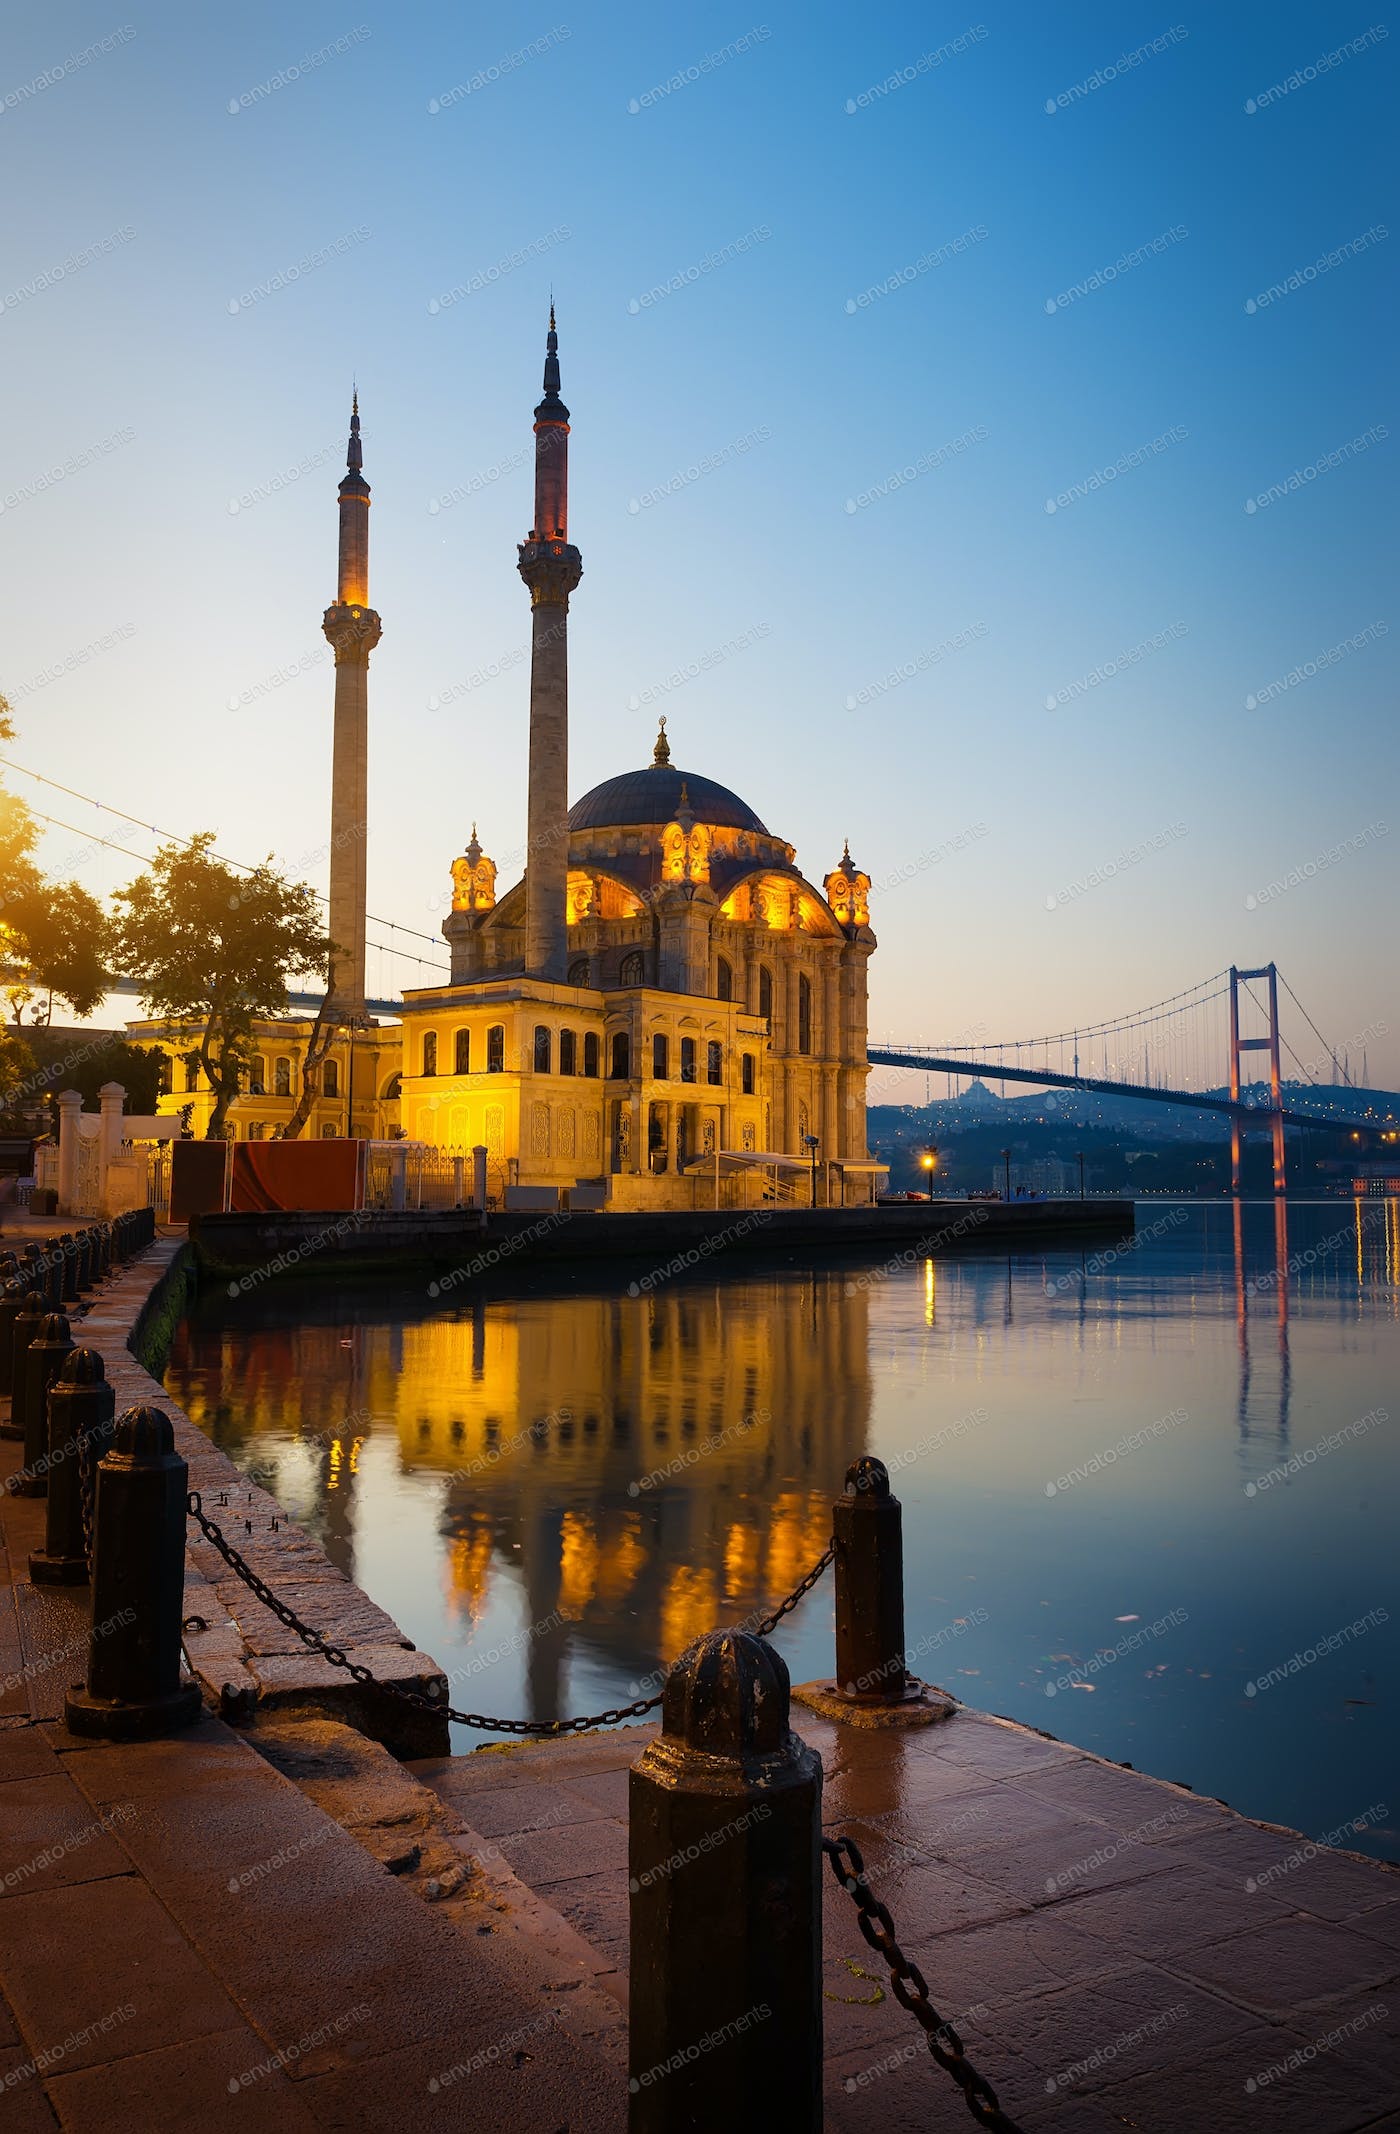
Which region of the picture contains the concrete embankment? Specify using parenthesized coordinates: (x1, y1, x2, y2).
(190, 1195, 1135, 1284)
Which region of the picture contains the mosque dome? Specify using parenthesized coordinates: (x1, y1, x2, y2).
(568, 723, 769, 837)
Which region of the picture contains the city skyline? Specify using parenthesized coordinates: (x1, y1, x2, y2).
(2, 2, 1394, 1080)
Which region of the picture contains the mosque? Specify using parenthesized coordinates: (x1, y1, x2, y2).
(139, 320, 881, 1209)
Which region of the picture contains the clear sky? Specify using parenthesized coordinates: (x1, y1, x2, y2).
(2, 2, 1395, 1083)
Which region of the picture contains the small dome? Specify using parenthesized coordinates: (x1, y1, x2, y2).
(569, 765, 769, 836)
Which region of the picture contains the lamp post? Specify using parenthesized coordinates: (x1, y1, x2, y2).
(1076, 1149, 1086, 1200)
(345, 1013, 372, 1140)
(1000, 1147, 1011, 1202)
(802, 1132, 820, 1208)
(920, 1146, 938, 1200)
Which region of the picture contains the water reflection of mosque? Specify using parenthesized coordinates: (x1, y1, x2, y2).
(173, 1271, 871, 1719)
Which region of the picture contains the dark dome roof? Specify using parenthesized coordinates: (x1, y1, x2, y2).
(568, 765, 769, 836)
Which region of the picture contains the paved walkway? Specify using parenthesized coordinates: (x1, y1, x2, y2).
(412, 1714, 1400, 2131)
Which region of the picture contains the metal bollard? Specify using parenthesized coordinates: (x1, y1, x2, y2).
(74, 1230, 92, 1291)
(57, 1234, 79, 1304)
(95, 1223, 112, 1279)
(629, 1629, 822, 2132)
(30, 1349, 116, 1584)
(63, 1405, 203, 1740)
(0, 1280, 24, 1400)
(28, 1243, 60, 1310)
(2, 1290, 47, 1446)
(13, 1312, 75, 1496)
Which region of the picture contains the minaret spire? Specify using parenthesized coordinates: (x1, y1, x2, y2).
(518, 308, 583, 982)
(322, 388, 381, 1018)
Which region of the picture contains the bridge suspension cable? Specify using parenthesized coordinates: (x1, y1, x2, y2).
(898, 970, 1231, 1066)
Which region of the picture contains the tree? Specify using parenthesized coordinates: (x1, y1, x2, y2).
(18, 1030, 169, 1118)
(0, 698, 111, 1023)
(277, 988, 343, 1142)
(112, 834, 331, 1140)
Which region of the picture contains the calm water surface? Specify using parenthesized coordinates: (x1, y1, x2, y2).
(164, 1199, 1400, 1860)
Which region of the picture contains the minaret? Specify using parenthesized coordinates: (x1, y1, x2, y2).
(517, 308, 582, 982)
(322, 392, 382, 1017)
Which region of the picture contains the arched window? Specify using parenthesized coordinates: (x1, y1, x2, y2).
(422, 1032, 438, 1077)
(707, 1040, 723, 1085)
(652, 1032, 669, 1080)
(454, 1028, 470, 1075)
(742, 1052, 755, 1095)
(183, 1053, 201, 1094)
(534, 1025, 552, 1074)
(610, 1032, 631, 1080)
(716, 955, 733, 1001)
(620, 950, 645, 987)
(758, 965, 773, 1021)
(320, 1122, 337, 1138)
(382, 1072, 403, 1101)
(322, 1058, 340, 1098)
(559, 1029, 577, 1076)
(568, 957, 590, 986)
(486, 1024, 505, 1073)
(274, 1056, 292, 1096)
(798, 974, 812, 1054)
(248, 1055, 266, 1096)
(680, 1037, 696, 1084)
(583, 1031, 600, 1077)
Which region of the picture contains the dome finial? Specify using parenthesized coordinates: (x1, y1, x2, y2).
(652, 715, 671, 767)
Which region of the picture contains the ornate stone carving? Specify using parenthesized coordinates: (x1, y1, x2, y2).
(530, 1101, 550, 1156)
(558, 1107, 577, 1158)
(451, 825, 497, 913)
(823, 841, 871, 929)
(517, 541, 583, 608)
(322, 602, 383, 664)
(583, 1112, 601, 1161)
(742, 1121, 756, 1152)
(486, 1105, 505, 1157)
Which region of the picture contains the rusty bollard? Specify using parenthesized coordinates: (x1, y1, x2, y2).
(793, 1457, 954, 1728)
(30, 1351, 116, 1584)
(64, 1405, 202, 1741)
(13, 1312, 75, 1497)
(629, 1630, 822, 2132)
(2, 1290, 45, 1444)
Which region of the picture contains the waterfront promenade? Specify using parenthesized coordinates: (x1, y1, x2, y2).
(0, 1235, 1396, 2128)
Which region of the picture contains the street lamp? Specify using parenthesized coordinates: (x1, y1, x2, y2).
(920, 1145, 938, 1200)
(1000, 1147, 1012, 1202)
(802, 1132, 820, 1207)
(1076, 1149, 1086, 1200)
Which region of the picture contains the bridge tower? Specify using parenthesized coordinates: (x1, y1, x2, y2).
(1228, 964, 1286, 1196)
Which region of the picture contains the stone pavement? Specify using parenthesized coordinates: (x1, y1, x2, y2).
(411, 1712, 1400, 2131)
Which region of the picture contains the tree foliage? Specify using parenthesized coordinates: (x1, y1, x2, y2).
(0, 697, 110, 1023)
(112, 833, 331, 1138)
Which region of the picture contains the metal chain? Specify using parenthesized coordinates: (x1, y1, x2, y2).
(186, 1491, 834, 1739)
(822, 1835, 1024, 2133)
(76, 1427, 96, 1566)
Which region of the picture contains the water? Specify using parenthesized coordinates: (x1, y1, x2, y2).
(164, 1199, 1400, 1860)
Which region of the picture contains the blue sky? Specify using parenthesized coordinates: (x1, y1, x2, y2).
(2, 2, 1395, 1082)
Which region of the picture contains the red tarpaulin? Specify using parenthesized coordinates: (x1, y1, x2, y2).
(230, 1139, 361, 1213)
